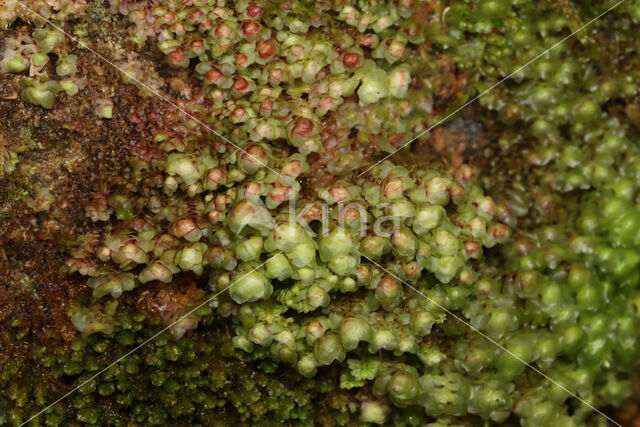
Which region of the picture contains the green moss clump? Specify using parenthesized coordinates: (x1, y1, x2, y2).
(3, 0, 640, 425)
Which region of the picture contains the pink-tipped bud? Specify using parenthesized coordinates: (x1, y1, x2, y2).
(236, 54, 249, 67)
(343, 52, 361, 68)
(170, 217, 202, 242)
(233, 77, 249, 92)
(403, 261, 421, 281)
(269, 185, 292, 203)
(269, 68, 284, 83)
(358, 34, 377, 47)
(383, 178, 405, 199)
(328, 185, 349, 203)
(205, 167, 226, 190)
(243, 181, 263, 198)
(215, 23, 232, 38)
(199, 19, 213, 30)
(292, 117, 314, 137)
(339, 204, 362, 226)
(205, 68, 223, 83)
(167, 50, 189, 68)
(242, 21, 261, 38)
(464, 240, 482, 259)
(259, 99, 273, 115)
(246, 4, 263, 19)
(189, 9, 205, 23)
(238, 145, 269, 174)
(388, 40, 405, 58)
(302, 204, 323, 221)
(231, 107, 247, 122)
(258, 39, 276, 59)
(490, 223, 510, 241)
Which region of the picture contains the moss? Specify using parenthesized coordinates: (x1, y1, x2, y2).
(2, 0, 640, 425)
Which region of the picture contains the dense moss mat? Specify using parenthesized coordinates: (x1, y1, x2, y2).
(2, 0, 640, 425)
